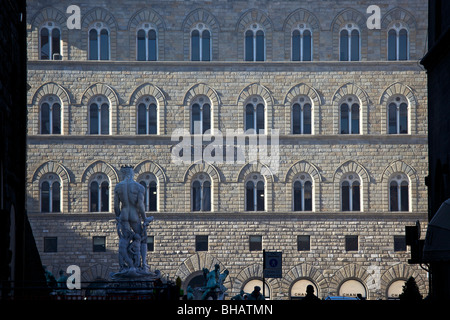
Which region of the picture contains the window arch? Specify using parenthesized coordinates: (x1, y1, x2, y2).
(293, 173, 313, 212)
(89, 96, 110, 135)
(389, 173, 409, 212)
(245, 24, 265, 61)
(89, 22, 109, 60)
(388, 23, 408, 61)
(292, 96, 312, 134)
(138, 173, 158, 212)
(191, 23, 211, 61)
(40, 173, 61, 213)
(89, 173, 109, 212)
(340, 96, 360, 134)
(40, 21, 61, 60)
(40, 95, 61, 135)
(137, 96, 158, 134)
(292, 25, 312, 61)
(340, 24, 360, 61)
(191, 96, 211, 134)
(245, 173, 265, 211)
(388, 95, 408, 134)
(245, 96, 265, 134)
(137, 23, 157, 61)
(191, 173, 211, 211)
(341, 173, 361, 211)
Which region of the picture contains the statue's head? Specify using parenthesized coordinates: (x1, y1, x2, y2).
(120, 165, 134, 180)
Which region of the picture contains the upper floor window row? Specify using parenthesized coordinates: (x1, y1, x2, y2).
(37, 94, 411, 136)
(38, 20, 410, 62)
(38, 168, 412, 214)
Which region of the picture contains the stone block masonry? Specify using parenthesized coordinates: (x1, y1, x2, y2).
(25, 0, 429, 300)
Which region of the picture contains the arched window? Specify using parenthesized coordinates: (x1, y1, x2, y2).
(389, 174, 409, 212)
(245, 96, 265, 134)
(191, 174, 211, 211)
(341, 173, 361, 211)
(137, 24, 157, 61)
(191, 23, 211, 61)
(340, 97, 360, 134)
(89, 23, 109, 60)
(137, 96, 157, 134)
(245, 24, 265, 61)
(138, 173, 158, 212)
(388, 96, 408, 134)
(40, 173, 61, 213)
(191, 96, 211, 134)
(40, 22, 61, 60)
(293, 174, 312, 211)
(89, 173, 109, 212)
(388, 24, 408, 61)
(340, 24, 360, 61)
(292, 25, 312, 61)
(292, 96, 312, 134)
(89, 96, 109, 135)
(40, 95, 61, 134)
(245, 174, 265, 211)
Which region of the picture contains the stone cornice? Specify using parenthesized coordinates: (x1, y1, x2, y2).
(27, 60, 425, 72)
(28, 211, 428, 221)
(26, 134, 428, 145)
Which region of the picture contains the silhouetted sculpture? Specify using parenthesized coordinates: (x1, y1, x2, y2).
(247, 286, 265, 300)
(302, 284, 320, 301)
(399, 276, 423, 301)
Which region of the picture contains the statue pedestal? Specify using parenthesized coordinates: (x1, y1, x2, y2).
(110, 268, 161, 281)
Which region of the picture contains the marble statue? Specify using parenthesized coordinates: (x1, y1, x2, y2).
(111, 165, 160, 280)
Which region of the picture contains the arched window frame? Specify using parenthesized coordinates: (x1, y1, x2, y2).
(387, 23, 409, 61)
(137, 96, 158, 135)
(291, 95, 312, 134)
(191, 173, 212, 212)
(339, 96, 360, 134)
(387, 95, 409, 134)
(89, 96, 110, 135)
(245, 96, 265, 134)
(293, 173, 313, 212)
(339, 23, 360, 61)
(89, 173, 110, 212)
(39, 21, 61, 60)
(40, 95, 61, 135)
(191, 23, 211, 61)
(291, 24, 312, 61)
(88, 22, 110, 60)
(138, 173, 158, 212)
(245, 24, 265, 61)
(245, 173, 265, 212)
(136, 23, 158, 61)
(389, 173, 409, 212)
(341, 173, 361, 212)
(40, 173, 61, 213)
(190, 96, 212, 134)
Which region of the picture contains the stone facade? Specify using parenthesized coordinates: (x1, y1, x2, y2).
(26, 0, 429, 300)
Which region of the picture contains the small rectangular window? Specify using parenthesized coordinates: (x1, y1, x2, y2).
(93, 236, 106, 252)
(147, 235, 154, 252)
(196, 235, 208, 252)
(394, 235, 406, 252)
(297, 235, 310, 251)
(44, 237, 57, 253)
(249, 235, 262, 251)
(345, 235, 358, 251)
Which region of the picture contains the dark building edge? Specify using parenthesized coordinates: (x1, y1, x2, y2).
(0, 0, 47, 299)
(420, 0, 450, 301)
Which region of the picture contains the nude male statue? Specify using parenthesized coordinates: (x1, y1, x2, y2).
(114, 166, 153, 271)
